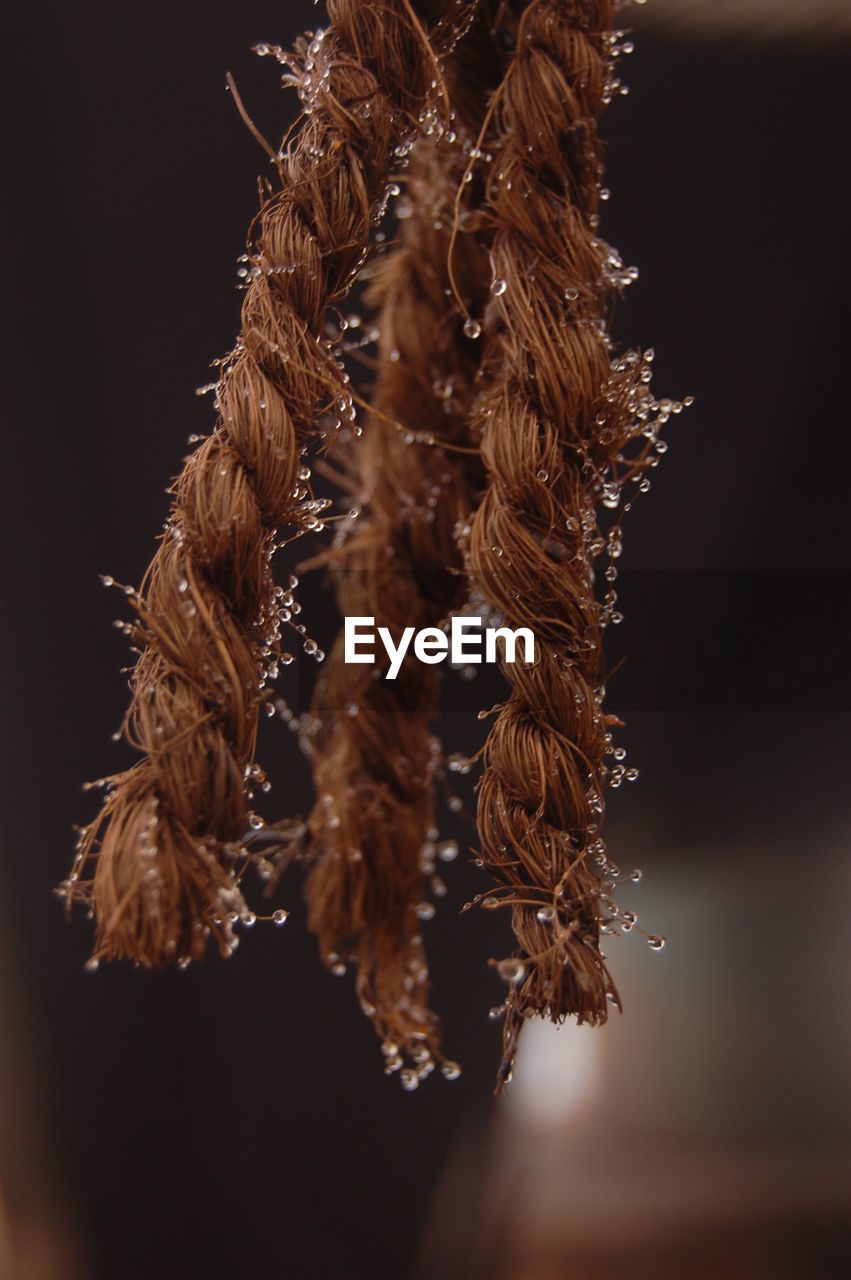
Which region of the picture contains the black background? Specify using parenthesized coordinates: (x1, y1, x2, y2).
(1, 4, 849, 1278)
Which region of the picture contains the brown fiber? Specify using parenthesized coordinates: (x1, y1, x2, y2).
(66, 0, 681, 1092)
(301, 6, 505, 1083)
(462, 0, 677, 1084)
(62, 0, 478, 966)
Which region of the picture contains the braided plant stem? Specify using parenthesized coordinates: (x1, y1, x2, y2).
(464, 0, 673, 1084)
(64, 0, 477, 967)
(302, 10, 509, 1085)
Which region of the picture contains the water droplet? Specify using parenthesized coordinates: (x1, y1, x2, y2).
(497, 957, 526, 984)
(536, 905, 556, 924)
(415, 902, 435, 921)
(463, 318, 482, 340)
(399, 1069, 419, 1092)
(437, 840, 458, 862)
(441, 1060, 461, 1081)
(536, 468, 549, 482)
(272, 909, 288, 926)
(490, 278, 507, 297)
(647, 934, 666, 951)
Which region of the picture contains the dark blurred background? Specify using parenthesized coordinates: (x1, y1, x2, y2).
(1, 2, 849, 1277)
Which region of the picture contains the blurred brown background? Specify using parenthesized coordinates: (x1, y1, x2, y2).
(1, 2, 849, 1277)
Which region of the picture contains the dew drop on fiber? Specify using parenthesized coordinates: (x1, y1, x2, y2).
(497, 958, 526, 984)
(399, 1069, 419, 1093)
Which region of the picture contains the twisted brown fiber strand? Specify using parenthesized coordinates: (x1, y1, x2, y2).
(301, 8, 508, 1082)
(464, 0, 674, 1085)
(63, 0, 479, 967)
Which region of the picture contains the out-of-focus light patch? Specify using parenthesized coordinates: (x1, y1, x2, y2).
(0, 1184, 10, 1267)
(505, 1017, 602, 1127)
(633, 0, 851, 40)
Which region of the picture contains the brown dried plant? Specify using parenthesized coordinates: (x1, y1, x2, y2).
(62, 0, 479, 967)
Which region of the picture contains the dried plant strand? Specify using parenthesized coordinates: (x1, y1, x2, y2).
(63, 0, 478, 967)
(302, 12, 504, 1082)
(466, 1, 675, 1084)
